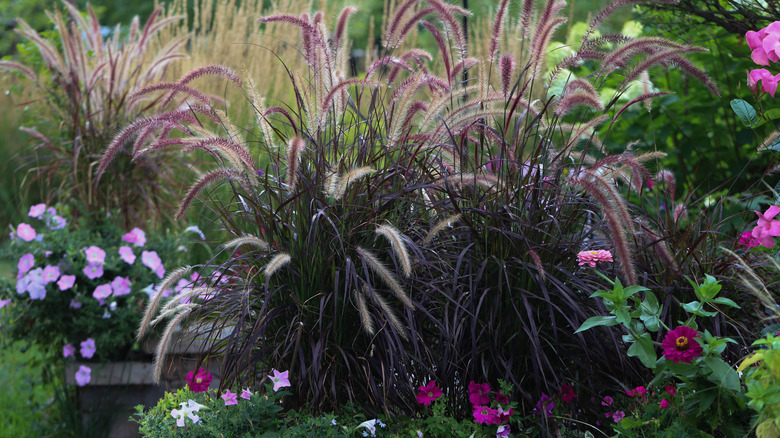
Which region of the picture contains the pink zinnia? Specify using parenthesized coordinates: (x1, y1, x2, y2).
(577, 250, 613, 267)
(468, 381, 492, 406)
(416, 380, 442, 406)
(662, 326, 703, 364)
(186, 368, 212, 392)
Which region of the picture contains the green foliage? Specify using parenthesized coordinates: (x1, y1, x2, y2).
(740, 333, 780, 438)
(0, 340, 55, 438)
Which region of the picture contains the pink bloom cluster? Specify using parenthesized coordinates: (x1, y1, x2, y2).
(576, 249, 613, 267)
(415, 381, 442, 406)
(466, 380, 513, 436)
(747, 22, 780, 97)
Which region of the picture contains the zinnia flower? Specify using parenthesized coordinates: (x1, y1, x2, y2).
(662, 325, 703, 364)
(416, 380, 442, 406)
(576, 250, 613, 267)
(186, 368, 212, 392)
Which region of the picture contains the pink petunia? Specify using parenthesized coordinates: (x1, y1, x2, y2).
(142, 251, 162, 271)
(473, 405, 501, 425)
(752, 205, 780, 247)
(111, 276, 131, 296)
(612, 410, 625, 423)
(28, 204, 46, 218)
(92, 284, 112, 300)
(268, 369, 291, 392)
(661, 325, 703, 364)
(85, 246, 106, 264)
(69, 299, 82, 309)
(186, 368, 212, 393)
(601, 395, 614, 407)
(42, 265, 60, 284)
(122, 228, 146, 247)
(83, 263, 104, 280)
(497, 425, 511, 438)
(17, 223, 36, 242)
(63, 343, 76, 358)
(0, 298, 11, 310)
(221, 390, 238, 406)
(58, 275, 76, 291)
(75, 365, 91, 386)
(118, 246, 136, 264)
(17, 253, 34, 277)
(416, 381, 443, 406)
(80, 338, 96, 359)
(577, 250, 613, 267)
(468, 381, 492, 406)
(240, 388, 252, 400)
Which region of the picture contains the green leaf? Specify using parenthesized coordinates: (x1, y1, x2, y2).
(575, 316, 618, 333)
(615, 307, 632, 326)
(730, 99, 759, 127)
(698, 274, 722, 300)
(705, 357, 741, 391)
(766, 135, 780, 153)
(711, 297, 740, 309)
(627, 332, 657, 369)
(696, 387, 718, 414)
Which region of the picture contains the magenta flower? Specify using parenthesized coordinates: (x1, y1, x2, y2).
(752, 205, 780, 247)
(17, 253, 34, 276)
(268, 369, 291, 392)
(111, 276, 131, 296)
(416, 380, 443, 406)
(240, 388, 252, 400)
(0, 299, 10, 310)
(222, 389, 238, 406)
(122, 228, 146, 247)
(497, 425, 511, 437)
(69, 299, 82, 309)
(633, 386, 647, 397)
(118, 246, 136, 264)
(559, 383, 577, 403)
(576, 250, 613, 267)
(473, 405, 500, 424)
(75, 365, 91, 386)
(612, 410, 625, 423)
(662, 325, 703, 364)
(533, 393, 555, 418)
(748, 69, 780, 98)
(63, 343, 75, 358)
(660, 399, 670, 409)
(58, 275, 76, 291)
(80, 338, 96, 359)
(665, 385, 677, 397)
(601, 395, 614, 406)
(739, 231, 760, 249)
(83, 263, 104, 280)
(28, 204, 46, 218)
(746, 22, 780, 66)
(468, 381, 492, 406)
(17, 223, 36, 242)
(186, 368, 212, 393)
(92, 284, 112, 300)
(85, 246, 106, 264)
(42, 265, 60, 284)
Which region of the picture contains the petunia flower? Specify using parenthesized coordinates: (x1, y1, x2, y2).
(122, 228, 146, 247)
(28, 204, 46, 218)
(85, 246, 106, 264)
(111, 276, 131, 296)
(497, 425, 511, 438)
(415, 380, 442, 406)
(42, 265, 60, 284)
(577, 249, 613, 267)
(752, 205, 780, 247)
(63, 343, 76, 358)
(171, 406, 188, 427)
(75, 365, 91, 386)
(660, 399, 670, 409)
(83, 263, 104, 280)
(268, 369, 291, 392)
(748, 69, 780, 98)
(186, 368, 212, 393)
(0, 298, 10, 310)
(17, 253, 34, 276)
(49, 216, 67, 230)
(17, 223, 36, 242)
(473, 405, 500, 425)
(221, 390, 238, 406)
(58, 275, 76, 291)
(142, 250, 162, 271)
(27, 278, 46, 300)
(118, 246, 136, 264)
(80, 338, 96, 359)
(69, 299, 82, 309)
(612, 410, 625, 423)
(240, 388, 252, 400)
(468, 381, 492, 406)
(559, 383, 577, 403)
(661, 325, 703, 364)
(92, 284, 112, 300)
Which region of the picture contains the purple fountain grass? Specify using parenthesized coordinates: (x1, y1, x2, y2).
(176, 168, 248, 219)
(489, 0, 511, 61)
(334, 6, 358, 50)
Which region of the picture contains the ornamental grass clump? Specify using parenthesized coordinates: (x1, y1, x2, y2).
(101, 0, 721, 417)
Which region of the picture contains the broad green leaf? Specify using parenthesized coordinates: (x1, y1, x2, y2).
(627, 332, 656, 369)
(665, 361, 699, 377)
(682, 301, 703, 313)
(615, 307, 632, 326)
(698, 274, 721, 300)
(711, 297, 740, 308)
(696, 387, 718, 414)
(705, 357, 741, 391)
(575, 316, 618, 333)
(731, 99, 759, 127)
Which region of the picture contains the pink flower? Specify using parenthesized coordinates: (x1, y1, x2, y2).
(93, 284, 112, 300)
(739, 231, 760, 249)
(752, 205, 780, 247)
(576, 250, 613, 267)
(559, 383, 577, 403)
(69, 299, 82, 309)
(142, 250, 162, 271)
(111, 276, 131, 296)
(665, 385, 677, 397)
(496, 425, 511, 438)
(154, 264, 165, 279)
(85, 246, 106, 264)
(28, 204, 46, 218)
(601, 396, 614, 406)
(186, 368, 212, 392)
(494, 391, 510, 405)
(633, 386, 647, 397)
(58, 275, 76, 291)
(662, 325, 703, 364)
(83, 263, 104, 280)
(17, 223, 36, 242)
(612, 410, 625, 423)
(42, 265, 60, 284)
(533, 393, 555, 418)
(17, 253, 34, 276)
(222, 389, 238, 406)
(118, 246, 136, 264)
(80, 338, 96, 359)
(268, 369, 291, 392)
(122, 228, 146, 247)
(748, 69, 780, 98)
(240, 388, 252, 400)
(63, 343, 75, 358)
(75, 365, 91, 386)
(0, 298, 10, 310)
(473, 405, 500, 424)
(746, 22, 780, 66)
(660, 399, 670, 409)
(468, 381, 492, 406)
(416, 381, 443, 406)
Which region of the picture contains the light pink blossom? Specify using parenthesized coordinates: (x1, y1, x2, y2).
(746, 22, 780, 66)
(0, 299, 11, 310)
(75, 365, 91, 386)
(42, 265, 60, 283)
(17, 223, 36, 242)
(111, 276, 131, 296)
(122, 228, 146, 247)
(240, 388, 252, 400)
(222, 389, 238, 406)
(85, 246, 106, 264)
(93, 284, 112, 300)
(83, 263, 104, 280)
(748, 69, 780, 97)
(80, 338, 96, 359)
(58, 275, 76, 291)
(63, 343, 76, 358)
(752, 205, 780, 247)
(268, 369, 291, 392)
(118, 246, 136, 264)
(577, 250, 614, 267)
(28, 204, 46, 218)
(17, 253, 34, 277)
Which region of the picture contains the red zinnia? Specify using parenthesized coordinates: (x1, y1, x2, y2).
(416, 380, 442, 406)
(186, 368, 212, 392)
(661, 326, 703, 364)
